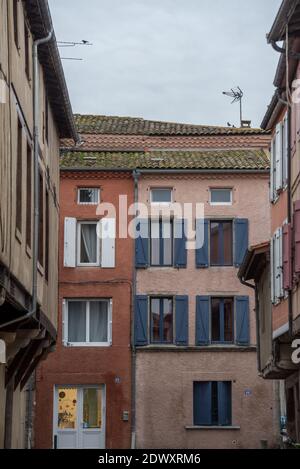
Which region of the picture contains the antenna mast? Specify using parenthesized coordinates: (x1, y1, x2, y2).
(222, 87, 244, 127)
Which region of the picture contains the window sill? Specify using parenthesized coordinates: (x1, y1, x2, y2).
(185, 426, 240, 431)
(136, 345, 256, 352)
(64, 343, 112, 348)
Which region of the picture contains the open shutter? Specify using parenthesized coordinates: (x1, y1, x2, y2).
(135, 219, 149, 268)
(62, 299, 68, 346)
(235, 296, 250, 346)
(234, 219, 249, 267)
(134, 296, 148, 346)
(218, 382, 232, 426)
(282, 114, 289, 186)
(271, 234, 275, 304)
(275, 122, 283, 192)
(174, 219, 187, 268)
(101, 218, 116, 268)
(270, 137, 275, 202)
(175, 296, 188, 345)
(194, 382, 212, 426)
(294, 201, 300, 274)
(275, 228, 284, 299)
(196, 296, 210, 346)
(64, 217, 76, 267)
(196, 219, 209, 268)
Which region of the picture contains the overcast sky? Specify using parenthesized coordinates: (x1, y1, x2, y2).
(49, 0, 282, 128)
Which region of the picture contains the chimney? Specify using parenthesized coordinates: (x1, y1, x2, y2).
(241, 120, 251, 128)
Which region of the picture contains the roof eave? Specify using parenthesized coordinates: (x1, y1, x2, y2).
(267, 0, 300, 43)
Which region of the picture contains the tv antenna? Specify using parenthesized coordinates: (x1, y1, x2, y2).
(57, 40, 93, 61)
(222, 87, 244, 127)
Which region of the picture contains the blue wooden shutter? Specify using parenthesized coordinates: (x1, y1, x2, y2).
(194, 382, 212, 426)
(135, 219, 149, 268)
(174, 219, 187, 268)
(218, 382, 232, 426)
(196, 296, 210, 346)
(134, 296, 148, 346)
(175, 296, 188, 346)
(234, 219, 249, 267)
(235, 296, 250, 346)
(196, 219, 209, 268)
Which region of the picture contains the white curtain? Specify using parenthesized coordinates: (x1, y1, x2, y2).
(90, 302, 108, 342)
(68, 301, 86, 342)
(81, 224, 97, 263)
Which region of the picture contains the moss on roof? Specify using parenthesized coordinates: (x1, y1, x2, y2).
(74, 114, 269, 136)
(60, 149, 270, 171)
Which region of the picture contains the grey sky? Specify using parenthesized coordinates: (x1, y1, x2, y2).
(49, 0, 282, 128)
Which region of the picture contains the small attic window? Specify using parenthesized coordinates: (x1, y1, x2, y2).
(78, 188, 100, 205)
(210, 188, 232, 206)
(151, 188, 172, 204)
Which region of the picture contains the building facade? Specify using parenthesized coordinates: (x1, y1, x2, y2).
(0, 0, 76, 448)
(239, 0, 300, 446)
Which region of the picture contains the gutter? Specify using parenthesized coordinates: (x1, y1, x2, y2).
(0, 30, 54, 330)
(131, 170, 140, 450)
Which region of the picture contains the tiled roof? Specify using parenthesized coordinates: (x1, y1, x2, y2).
(74, 114, 269, 136)
(60, 149, 270, 171)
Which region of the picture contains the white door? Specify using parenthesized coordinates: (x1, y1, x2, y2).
(54, 385, 105, 449)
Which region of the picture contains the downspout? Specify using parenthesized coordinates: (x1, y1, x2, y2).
(131, 170, 140, 449)
(240, 278, 261, 373)
(287, 106, 293, 337)
(0, 29, 53, 330)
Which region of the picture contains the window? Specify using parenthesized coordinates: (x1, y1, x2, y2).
(210, 188, 232, 205)
(13, 0, 19, 49)
(150, 297, 173, 344)
(150, 219, 173, 266)
(64, 300, 112, 346)
(16, 118, 22, 234)
(78, 222, 100, 266)
(78, 188, 100, 205)
(193, 381, 232, 427)
(24, 21, 30, 80)
(211, 298, 234, 343)
(26, 143, 32, 247)
(210, 221, 233, 266)
(38, 172, 44, 266)
(151, 188, 172, 204)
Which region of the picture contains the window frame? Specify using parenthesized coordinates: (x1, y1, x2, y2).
(150, 218, 174, 267)
(150, 188, 173, 205)
(209, 188, 233, 206)
(210, 220, 233, 267)
(211, 297, 234, 345)
(64, 299, 112, 347)
(77, 220, 101, 267)
(78, 188, 100, 205)
(150, 296, 174, 345)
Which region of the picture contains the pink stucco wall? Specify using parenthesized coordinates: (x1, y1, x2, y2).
(136, 173, 278, 449)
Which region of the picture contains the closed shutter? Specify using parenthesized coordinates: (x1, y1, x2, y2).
(135, 219, 149, 268)
(275, 122, 283, 192)
(294, 201, 300, 274)
(282, 114, 289, 186)
(218, 382, 232, 426)
(196, 219, 209, 268)
(271, 234, 275, 304)
(134, 296, 148, 346)
(194, 382, 212, 426)
(175, 296, 189, 345)
(283, 223, 292, 290)
(174, 219, 187, 268)
(64, 217, 76, 267)
(234, 219, 249, 267)
(196, 296, 210, 346)
(100, 218, 116, 268)
(274, 228, 284, 299)
(235, 296, 250, 346)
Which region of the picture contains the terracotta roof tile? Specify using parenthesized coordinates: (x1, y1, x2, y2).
(60, 149, 270, 171)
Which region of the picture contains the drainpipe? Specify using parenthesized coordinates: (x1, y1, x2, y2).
(0, 29, 53, 330)
(131, 170, 140, 449)
(287, 105, 293, 338)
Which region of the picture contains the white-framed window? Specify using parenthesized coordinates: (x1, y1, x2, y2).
(64, 217, 116, 269)
(63, 299, 112, 347)
(270, 113, 288, 203)
(271, 227, 284, 304)
(210, 188, 232, 206)
(77, 221, 101, 266)
(150, 188, 173, 204)
(78, 188, 100, 205)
